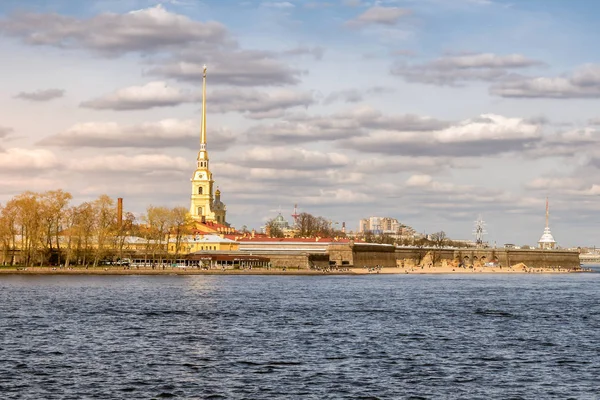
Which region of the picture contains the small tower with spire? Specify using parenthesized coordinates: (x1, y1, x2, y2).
(189, 65, 227, 225)
(538, 197, 556, 250)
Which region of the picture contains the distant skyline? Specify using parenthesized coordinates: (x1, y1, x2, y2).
(1, 0, 600, 246)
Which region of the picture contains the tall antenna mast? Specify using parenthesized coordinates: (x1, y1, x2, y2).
(291, 204, 300, 227)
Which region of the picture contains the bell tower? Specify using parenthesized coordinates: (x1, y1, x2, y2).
(189, 65, 227, 224)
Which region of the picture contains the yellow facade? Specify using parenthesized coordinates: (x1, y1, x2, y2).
(168, 234, 239, 254)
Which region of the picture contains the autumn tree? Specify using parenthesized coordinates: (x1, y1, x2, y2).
(169, 206, 192, 258)
(264, 217, 285, 238)
(39, 190, 73, 265)
(296, 212, 334, 237)
(143, 205, 171, 264)
(92, 195, 117, 267)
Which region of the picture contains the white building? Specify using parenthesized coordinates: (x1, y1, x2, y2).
(358, 217, 402, 234)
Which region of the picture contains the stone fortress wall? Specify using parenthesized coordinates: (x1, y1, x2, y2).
(262, 243, 580, 270)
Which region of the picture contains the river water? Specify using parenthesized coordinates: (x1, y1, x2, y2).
(1, 272, 599, 399)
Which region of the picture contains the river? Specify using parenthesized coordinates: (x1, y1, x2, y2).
(1, 272, 599, 399)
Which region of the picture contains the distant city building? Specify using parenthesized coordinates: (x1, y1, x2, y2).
(538, 197, 557, 250)
(358, 217, 415, 237)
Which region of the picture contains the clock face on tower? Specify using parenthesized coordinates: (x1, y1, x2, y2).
(196, 172, 204, 180)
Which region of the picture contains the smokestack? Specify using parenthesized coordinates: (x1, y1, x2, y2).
(117, 197, 123, 229)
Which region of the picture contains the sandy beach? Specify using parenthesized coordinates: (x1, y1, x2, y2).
(0, 264, 587, 276)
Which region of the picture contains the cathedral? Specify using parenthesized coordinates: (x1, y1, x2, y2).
(189, 65, 228, 227)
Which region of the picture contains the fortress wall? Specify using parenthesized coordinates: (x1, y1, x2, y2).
(394, 247, 580, 269)
(500, 249, 580, 269)
(266, 253, 311, 268)
(329, 243, 396, 268)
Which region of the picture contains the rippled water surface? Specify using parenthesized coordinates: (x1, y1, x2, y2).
(1, 273, 600, 399)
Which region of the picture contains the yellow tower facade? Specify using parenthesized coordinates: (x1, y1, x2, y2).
(190, 65, 227, 225)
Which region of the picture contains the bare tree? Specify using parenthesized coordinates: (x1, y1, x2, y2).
(265, 217, 285, 238)
(430, 231, 447, 248)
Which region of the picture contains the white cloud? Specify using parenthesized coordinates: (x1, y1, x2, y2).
(490, 64, 600, 98)
(340, 114, 541, 156)
(392, 53, 543, 86)
(67, 154, 190, 172)
(14, 88, 65, 102)
(39, 119, 236, 150)
(0, 148, 60, 171)
(81, 81, 193, 110)
(0, 5, 230, 56)
(238, 147, 349, 170)
(406, 174, 433, 187)
(147, 50, 304, 86)
(211, 89, 315, 116)
(347, 6, 411, 28)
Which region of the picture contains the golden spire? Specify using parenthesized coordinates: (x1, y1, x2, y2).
(200, 64, 207, 149)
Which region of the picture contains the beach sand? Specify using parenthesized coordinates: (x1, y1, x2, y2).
(0, 264, 585, 275)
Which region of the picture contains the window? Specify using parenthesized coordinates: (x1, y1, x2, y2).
(198, 187, 203, 195)
(198, 207, 202, 215)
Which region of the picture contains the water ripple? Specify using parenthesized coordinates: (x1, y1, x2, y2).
(1, 274, 599, 399)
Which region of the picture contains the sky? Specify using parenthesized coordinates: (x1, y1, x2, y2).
(1, 0, 600, 247)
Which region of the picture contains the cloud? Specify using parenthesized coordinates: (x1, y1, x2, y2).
(80, 81, 194, 110)
(346, 6, 411, 28)
(0, 5, 230, 56)
(490, 64, 600, 98)
(392, 53, 543, 86)
(304, 2, 334, 9)
(147, 49, 304, 86)
(67, 154, 190, 172)
(38, 119, 236, 150)
(323, 86, 392, 104)
(247, 106, 448, 144)
(0, 126, 13, 139)
(526, 177, 585, 191)
(406, 174, 433, 187)
(14, 88, 64, 102)
(0, 148, 60, 171)
(342, 0, 364, 7)
(355, 156, 475, 175)
(524, 127, 600, 159)
(210, 89, 315, 117)
(281, 45, 325, 60)
(260, 1, 295, 8)
(339, 114, 541, 156)
(237, 147, 349, 170)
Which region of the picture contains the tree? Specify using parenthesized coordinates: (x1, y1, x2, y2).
(169, 206, 192, 258)
(143, 205, 171, 264)
(295, 212, 335, 237)
(265, 218, 285, 238)
(92, 195, 117, 267)
(9, 192, 43, 267)
(431, 231, 447, 248)
(39, 190, 72, 265)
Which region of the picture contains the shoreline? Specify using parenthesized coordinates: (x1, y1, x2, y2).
(0, 266, 590, 276)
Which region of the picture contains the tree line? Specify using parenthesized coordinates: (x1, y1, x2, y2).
(0, 190, 192, 267)
(264, 212, 345, 238)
